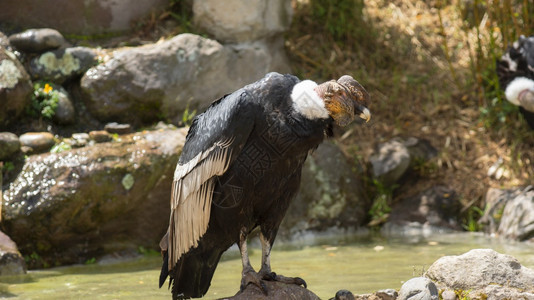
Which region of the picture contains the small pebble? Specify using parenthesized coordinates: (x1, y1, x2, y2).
(19, 132, 55, 153)
(89, 130, 112, 143)
(105, 122, 132, 135)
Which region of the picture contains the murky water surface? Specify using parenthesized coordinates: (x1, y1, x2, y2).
(2, 232, 533, 299)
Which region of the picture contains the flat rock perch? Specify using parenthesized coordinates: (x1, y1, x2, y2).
(219, 281, 320, 300)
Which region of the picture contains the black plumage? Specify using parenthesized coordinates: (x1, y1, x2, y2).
(159, 72, 371, 299)
(497, 35, 534, 129)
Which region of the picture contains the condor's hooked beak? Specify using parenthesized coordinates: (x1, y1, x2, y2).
(359, 106, 372, 123)
(338, 75, 371, 124)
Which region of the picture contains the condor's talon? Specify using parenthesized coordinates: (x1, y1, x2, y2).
(261, 271, 277, 281)
(241, 270, 268, 295)
(276, 273, 307, 288)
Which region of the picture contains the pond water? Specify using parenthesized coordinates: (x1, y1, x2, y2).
(2, 232, 533, 300)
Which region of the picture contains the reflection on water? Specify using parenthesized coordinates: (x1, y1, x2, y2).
(2, 232, 533, 300)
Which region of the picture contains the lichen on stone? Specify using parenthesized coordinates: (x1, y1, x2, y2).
(121, 173, 135, 191)
(0, 59, 23, 89)
(38, 52, 80, 75)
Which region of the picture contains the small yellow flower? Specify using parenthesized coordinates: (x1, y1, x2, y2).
(43, 83, 53, 94)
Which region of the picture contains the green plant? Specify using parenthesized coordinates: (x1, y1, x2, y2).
(84, 257, 96, 265)
(29, 82, 60, 119)
(462, 205, 484, 232)
(50, 142, 72, 153)
(138, 246, 159, 256)
(1, 161, 14, 172)
(368, 179, 397, 225)
(182, 105, 197, 127)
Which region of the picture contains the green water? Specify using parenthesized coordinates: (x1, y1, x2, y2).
(2, 232, 533, 299)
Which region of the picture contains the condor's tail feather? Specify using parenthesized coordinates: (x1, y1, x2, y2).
(159, 250, 169, 288)
(159, 244, 225, 300)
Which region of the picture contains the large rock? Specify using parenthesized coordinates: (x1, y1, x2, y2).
(8, 28, 67, 53)
(223, 281, 319, 300)
(193, 0, 293, 43)
(0, 0, 168, 35)
(480, 186, 534, 241)
(2, 128, 186, 267)
(369, 137, 437, 186)
(29, 47, 97, 83)
(369, 139, 410, 186)
(81, 33, 290, 125)
(280, 141, 369, 238)
(0, 47, 32, 129)
(0, 230, 27, 276)
(383, 185, 461, 235)
(497, 186, 534, 241)
(425, 249, 534, 299)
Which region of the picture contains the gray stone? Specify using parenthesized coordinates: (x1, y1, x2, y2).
(425, 249, 534, 299)
(52, 86, 75, 125)
(0, 47, 32, 129)
(193, 0, 292, 43)
(398, 277, 438, 300)
(71, 133, 90, 147)
(0, 132, 20, 160)
(2, 128, 186, 267)
(441, 290, 456, 300)
(81, 33, 290, 125)
(479, 186, 534, 242)
(8, 28, 67, 53)
(370, 139, 410, 185)
(280, 141, 369, 237)
(376, 289, 398, 300)
(0, 0, 169, 35)
(479, 187, 520, 234)
(0, 230, 26, 276)
(29, 47, 97, 83)
(19, 132, 55, 153)
(497, 186, 534, 241)
(384, 185, 461, 234)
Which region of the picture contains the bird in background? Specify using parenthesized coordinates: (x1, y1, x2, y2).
(497, 34, 534, 129)
(159, 72, 371, 299)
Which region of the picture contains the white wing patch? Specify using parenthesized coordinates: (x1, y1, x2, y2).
(168, 138, 234, 269)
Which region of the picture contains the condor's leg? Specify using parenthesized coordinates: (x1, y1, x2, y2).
(258, 229, 307, 288)
(238, 227, 268, 294)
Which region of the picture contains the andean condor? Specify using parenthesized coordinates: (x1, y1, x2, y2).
(159, 72, 371, 299)
(497, 34, 534, 129)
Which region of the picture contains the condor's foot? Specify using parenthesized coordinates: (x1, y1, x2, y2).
(261, 271, 307, 288)
(240, 269, 268, 295)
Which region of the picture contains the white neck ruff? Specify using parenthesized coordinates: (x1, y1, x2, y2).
(290, 80, 329, 120)
(505, 77, 534, 106)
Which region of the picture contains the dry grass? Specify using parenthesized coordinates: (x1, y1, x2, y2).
(286, 0, 533, 220)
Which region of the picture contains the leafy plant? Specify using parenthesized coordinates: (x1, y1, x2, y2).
(1, 161, 14, 172)
(50, 141, 72, 153)
(462, 205, 484, 232)
(182, 105, 197, 127)
(29, 82, 60, 119)
(84, 257, 96, 265)
(368, 179, 397, 225)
